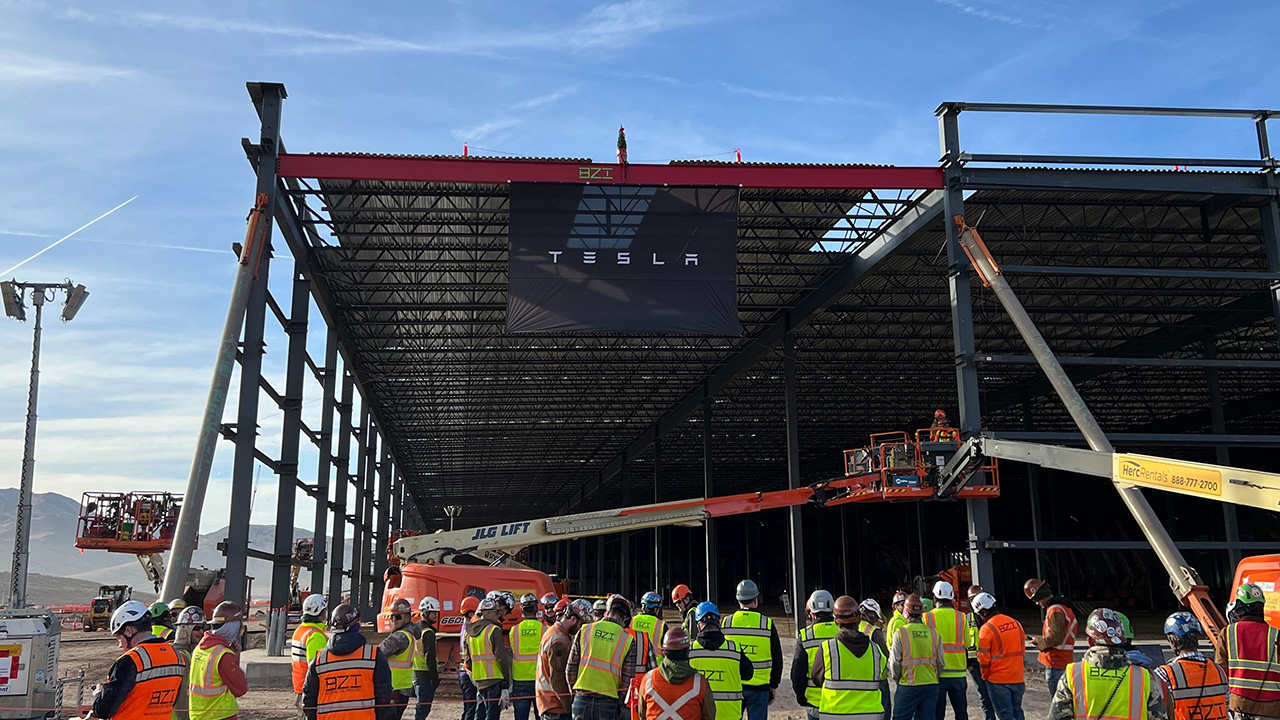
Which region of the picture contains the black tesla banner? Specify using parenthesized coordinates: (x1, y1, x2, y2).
(506, 183, 740, 334)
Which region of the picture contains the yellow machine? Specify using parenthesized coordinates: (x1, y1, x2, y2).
(82, 584, 131, 632)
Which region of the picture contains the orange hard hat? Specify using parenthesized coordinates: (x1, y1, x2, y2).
(460, 596, 481, 615)
(1023, 578, 1049, 601)
(671, 584, 693, 604)
(832, 595, 860, 625)
(904, 594, 925, 615)
(934, 409, 947, 419)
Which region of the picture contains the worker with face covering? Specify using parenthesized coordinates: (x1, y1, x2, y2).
(188, 602, 249, 720)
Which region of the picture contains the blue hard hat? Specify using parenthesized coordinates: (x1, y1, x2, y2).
(695, 601, 720, 621)
(1163, 611, 1202, 637)
(642, 591, 662, 608)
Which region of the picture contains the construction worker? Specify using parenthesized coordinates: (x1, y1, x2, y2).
(1049, 608, 1165, 720)
(1024, 578, 1077, 694)
(809, 596, 888, 720)
(542, 593, 561, 627)
(512, 593, 544, 720)
(465, 596, 513, 720)
(459, 595, 482, 720)
(930, 410, 957, 442)
(380, 598, 420, 720)
(189, 601, 248, 720)
(724, 580, 782, 720)
(886, 592, 908, 639)
(791, 590, 838, 720)
(594, 599, 609, 622)
(857, 599, 891, 720)
(888, 594, 944, 720)
(567, 594, 637, 720)
(170, 598, 189, 615)
(414, 596, 441, 720)
(689, 601, 754, 720)
(972, 593, 1025, 720)
(291, 594, 330, 703)
(633, 591, 668, 656)
(303, 602, 393, 720)
(173, 606, 208, 720)
(149, 601, 174, 641)
(1154, 611, 1227, 720)
(538, 599, 593, 720)
(672, 585, 698, 639)
(1217, 583, 1280, 720)
(1115, 612, 1159, 670)
(638, 627, 715, 720)
(925, 581, 969, 720)
(90, 600, 186, 720)
(965, 586, 994, 720)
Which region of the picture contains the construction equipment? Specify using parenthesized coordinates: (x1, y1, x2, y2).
(0, 608, 60, 717)
(841, 429, 1000, 501)
(289, 538, 314, 611)
(74, 492, 182, 591)
(80, 584, 130, 632)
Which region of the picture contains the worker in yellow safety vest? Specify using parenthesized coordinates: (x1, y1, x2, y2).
(809, 596, 887, 720)
(888, 594, 944, 720)
(512, 593, 545, 720)
(188, 601, 249, 720)
(414, 596, 441, 720)
(886, 593, 908, 640)
(1049, 608, 1166, 720)
(379, 598, 419, 720)
(925, 581, 971, 720)
(567, 594, 638, 720)
(149, 601, 175, 641)
(690, 601, 755, 720)
(725, 580, 782, 720)
(291, 594, 329, 700)
(856, 599, 891, 720)
(633, 592, 669, 657)
(464, 596, 513, 720)
(791, 590, 839, 720)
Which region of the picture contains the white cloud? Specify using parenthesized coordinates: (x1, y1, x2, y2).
(0, 49, 133, 85)
(933, 0, 1056, 30)
(451, 117, 521, 143)
(717, 81, 884, 108)
(513, 88, 577, 110)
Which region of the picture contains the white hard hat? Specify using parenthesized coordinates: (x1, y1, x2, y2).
(420, 596, 441, 613)
(110, 600, 151, 635)
(971, 592, 997, 613)
(807, 590, 834, 613)
(302, 593, 328, 617)
(478, 596, 499, 612)
(859, 598, 882, 618)
(932, 580, 955, 601)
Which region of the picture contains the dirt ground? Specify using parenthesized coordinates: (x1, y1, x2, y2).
(59, 621, 1061, 720)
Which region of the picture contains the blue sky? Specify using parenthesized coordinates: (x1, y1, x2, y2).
(0, 0, 1277, 539)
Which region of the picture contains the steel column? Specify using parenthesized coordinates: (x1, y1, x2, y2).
(783, 332, 806, 628)
(391, 467, 403, 539)
(268, 271, 310, 646)
(620, 465, 631, 600)
(374, 444, 392, 608)
(360, 426, 378, 612)
(224, 244, 271, 609)
(1023, 400, 1046, 580)
(703, 396, 716, 600)
(328, 372, 354, 602)
(653, 438, 662, 593)
(1204, 338, 1242, 568)
(349, 404, 368, 609)
(939, 106, 994, 586)
(596, 536, 605, 594)
(1255, 117, 1280, 344)
(311, 332, 338, 594)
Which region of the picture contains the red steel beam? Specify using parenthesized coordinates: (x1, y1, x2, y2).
(276, 153, 945, 190)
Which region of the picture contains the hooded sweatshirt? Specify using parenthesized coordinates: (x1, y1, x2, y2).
(809, 626, 876, 687)
(302, 628, 393, 720)
(466, 615, 514, 691)
(638, 657, 716, 720)
(695, 628, 755, 683)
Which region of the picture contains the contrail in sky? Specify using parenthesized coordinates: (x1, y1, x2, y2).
(1, 195, 138, 276)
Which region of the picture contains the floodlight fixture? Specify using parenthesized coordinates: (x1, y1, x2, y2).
(61, 283, 89, 322)
(1, 281, 23, 321)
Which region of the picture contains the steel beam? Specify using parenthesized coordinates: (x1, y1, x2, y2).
(978, 354, 1280, 370)
(999, 265, 1280, 282)
(987, 540, 1280, 551)
(940, 102, 1279, 118)
(958, 167, 1274, 196)
(269, 270, 310, 629)
(991, 431, 1280, 447)
(327, 371, 353, 602)
(276, 153, 944, 190)
(939, 105, 994, 587)
(224, 245, 270, 609)
(783, 332, 806, 629)
(311, 332, 338, 594)
(559, 190, 945, 513)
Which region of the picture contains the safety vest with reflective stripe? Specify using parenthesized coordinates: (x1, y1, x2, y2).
(115, 641, 186, 720)
(1064, 660, 1152, 720)
(1158, 656, 1228, 720)
(819, 637, 885, 720)
(574, 620, 633, 698)
(924, 607, 969, 678)
(857, 621, 877, 638)
(690, 639, 744, 720)
(976, 614, 1025, 685)
(724, 611, 775, 688)
(468, 624, 504, 682)
(629, 627, 657, 674)
(633, 613, 668, 656)
(1224, 620, 1280, 703)
(292, 623, 328, 693)
(153, 625, 174, 642)
(800, 622, 841, 706)
(886, 612, 906, 641)
(189, 644, 237, 720)
(511, 619, 543, 681)
(1040, 604, 1078, 670)
(642, 668, 707, 720)
(537, 624, 573, 715)
(414, 627, 436, 672)
(892, 623, 939, 686)
(314, 644, 379, 720)
(387, 628, 417, 690)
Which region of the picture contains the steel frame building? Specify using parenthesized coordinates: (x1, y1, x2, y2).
(225, 82, 1279, 620)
